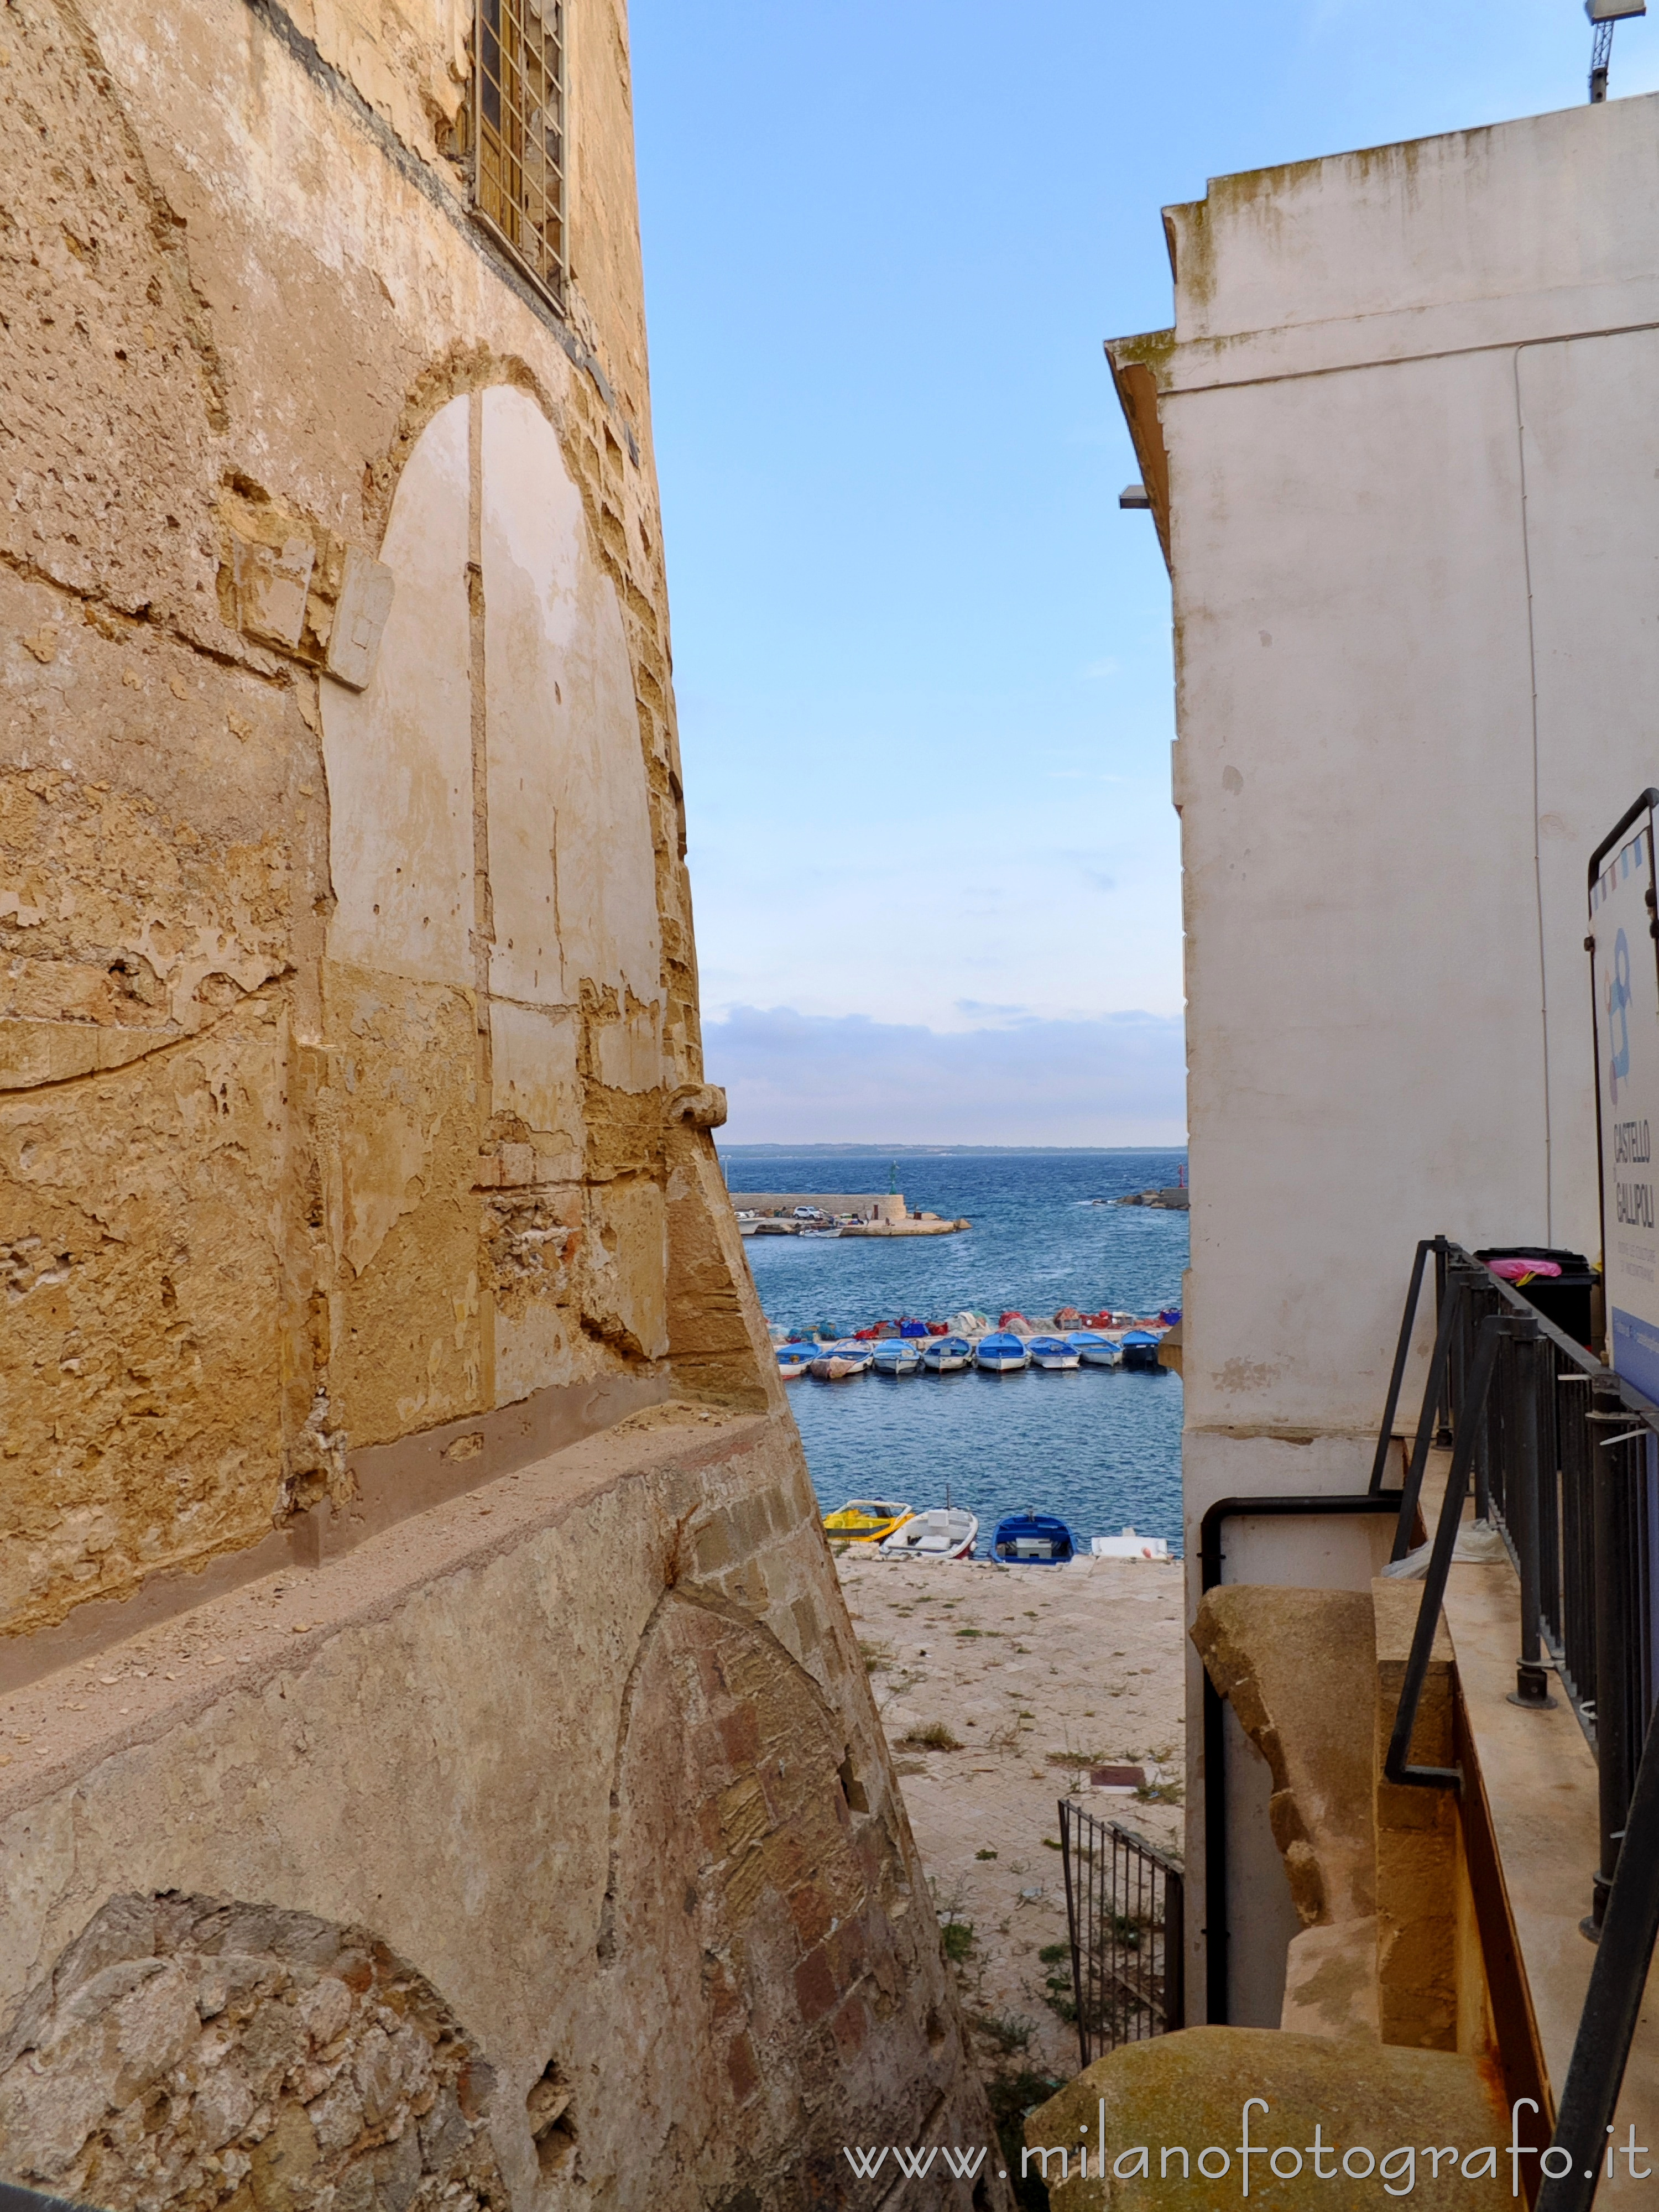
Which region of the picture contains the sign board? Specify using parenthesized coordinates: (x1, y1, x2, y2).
(1591, 793, 1659, 1400)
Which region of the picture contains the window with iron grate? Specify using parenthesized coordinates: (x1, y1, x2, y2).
(472, 0, 566, 305)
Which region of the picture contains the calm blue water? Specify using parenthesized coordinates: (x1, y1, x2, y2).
(721, 1147, 1188, 1556)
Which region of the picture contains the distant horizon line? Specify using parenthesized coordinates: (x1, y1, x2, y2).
(716, 1141, 1190, 1153)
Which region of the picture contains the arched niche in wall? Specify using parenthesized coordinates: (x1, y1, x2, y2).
(0, 1891, 508, 2212)
(317, 381, 666, 1423)
(576, 1590, 941, 2205)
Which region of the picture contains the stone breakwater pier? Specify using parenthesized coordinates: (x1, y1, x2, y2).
(731, 1192, 969, 1237)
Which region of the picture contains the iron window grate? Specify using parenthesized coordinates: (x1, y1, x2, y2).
(475, 0, 566, 305)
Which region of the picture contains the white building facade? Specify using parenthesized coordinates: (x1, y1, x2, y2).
(1110, 92, 1659, 2026)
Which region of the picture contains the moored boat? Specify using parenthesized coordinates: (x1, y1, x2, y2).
(1119, 1329, 1164, 1372)
(823, 1499, 912, 1545)
(810, 1353, 867, 1380)
(879, 1507, 978, 1561)
(871, 1338, 922, 1375)
(1067, 1329, 1120, 1366)
(992, 1511, 1076, 1564)
(1027, 1334, 1081, 1370)
(775, 1343, 814, 1379)
(974, 1332, 1029, 1373)
(1090, 1527, 1171, 1560)
(921, 1333, 972, 1372)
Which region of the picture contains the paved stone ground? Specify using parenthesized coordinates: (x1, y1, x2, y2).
(836, 1550, 1187, 2085)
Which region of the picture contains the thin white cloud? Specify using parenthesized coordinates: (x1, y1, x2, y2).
(703, 1004, 1187, 1145)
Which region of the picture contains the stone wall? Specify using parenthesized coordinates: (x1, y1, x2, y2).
(0, 2, 1003, 2199)
(0, 0, 755, 1638)
(0, 1411, 1006, 2208)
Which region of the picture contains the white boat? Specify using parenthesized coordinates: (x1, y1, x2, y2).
(879, 1506, 978, 1560)
(799, 1226, 842, 1239)
(1090, 1527, 1171, 1561)
(775, 1343, 813, 1380)
(1027, 1334, 1081, 1370)
(872, 1338, 922, 1375)
(811, 1341, 872, 1378)
(921, 1334, 972, 1372)
(974, 1332, 1029, 1373)
(1068, 1330, 1120, 1366)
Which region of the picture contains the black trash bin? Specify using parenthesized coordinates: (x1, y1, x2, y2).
(1474, 1246, 1597, 1349)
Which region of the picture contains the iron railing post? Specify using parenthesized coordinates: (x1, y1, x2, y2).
(1394, 1269, 1468, 1562)
(1538, 1693, 1659, 2212)
(1060, 1798, 1088, 2072)
(1386, 1312, 1507, 1791)
(1370, 1237, 1444, 1495)
(1508, 1314, 1557, 1709)
(1434, 1237, 1454, 1444)
(1474, 1312, 1496, 1525)
(1586, 1374, 1632, 1939)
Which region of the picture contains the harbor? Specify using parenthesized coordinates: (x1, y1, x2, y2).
(733, 1145, 1191, 1567)
(769, 1307, 1180, 1382)
(731, 1190, 969, 1237)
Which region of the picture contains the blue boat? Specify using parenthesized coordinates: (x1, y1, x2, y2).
(1027, 1334, 1081, 1370)
(921, 1334, 972, 1373)
(1067, 1329, 1120, 1367)
(1119, 1329, 1164, 1373)
(974, 1332, 1030, 1373)
(872, 1337, 922, 1376)
(992, 1512, 1076, 1565)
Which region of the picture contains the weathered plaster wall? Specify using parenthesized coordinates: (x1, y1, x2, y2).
(1, 5, 1000, 2199)
(1, 0, 754, 1637)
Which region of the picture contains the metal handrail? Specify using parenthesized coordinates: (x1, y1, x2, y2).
(1385, 1311, 1506, 1791)
(1378, 1237, 1659, 2212)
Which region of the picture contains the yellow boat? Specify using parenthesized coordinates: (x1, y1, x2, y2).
(822, 1498, 914, 1547)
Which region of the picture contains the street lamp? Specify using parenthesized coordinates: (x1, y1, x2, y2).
(1588, 0, 1646, 103)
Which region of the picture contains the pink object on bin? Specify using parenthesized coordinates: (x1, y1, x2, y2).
(1488, 1258, 1561, 1284)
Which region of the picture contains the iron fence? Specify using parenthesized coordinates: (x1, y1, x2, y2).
(1381, 1240, 1659, 1912)
(1376, 1237, 1659, 2212)
(1057, 1799, 1183, 2070)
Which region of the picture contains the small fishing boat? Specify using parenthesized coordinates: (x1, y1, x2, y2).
(775, 1343, 814, 1380)
(1119, 1329, 1164, 1373)
(811, 1353, 868, 1380)
(880, 1506, 979, 1561)
(1067, 1329, 1120, 1367)
(1027, 1334, 1081, 1370)
(974, 1332, 1029, 1373)
(872, 1338, 922, 1376)
(799, 1225, 842, 1239)
(921, 1333, 972, 1373)
(823, 1499, 912, 1545)
(992, 1512, 1076, 1565)
(1090, 1527, 1171, 1560)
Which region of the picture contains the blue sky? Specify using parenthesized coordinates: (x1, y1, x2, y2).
(629, 1, 1658, 1144)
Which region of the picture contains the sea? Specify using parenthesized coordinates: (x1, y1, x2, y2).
(719, 1146, 1189, 1557)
